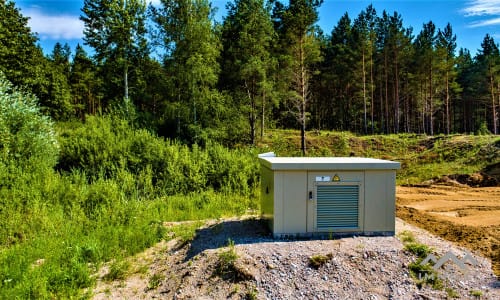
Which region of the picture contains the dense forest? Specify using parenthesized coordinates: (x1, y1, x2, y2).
(1, 0, 499, 151)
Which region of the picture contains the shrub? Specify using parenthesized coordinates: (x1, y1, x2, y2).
(0, 73, 59, 172)
(309, 253, 333, 269)
(215, 239, 239, 279)
(404, 242, 433, 259)
(57, 115, 260, 196)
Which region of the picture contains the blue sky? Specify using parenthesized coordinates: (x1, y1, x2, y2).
(14, 0, 500, 57)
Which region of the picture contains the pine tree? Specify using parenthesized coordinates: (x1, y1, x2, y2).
(151, 0, 222, 142)
(413, 21, 437, 134)
(326, 12, 355, 131)
(70, 44, 100, 117)
(220, 0, 276, 144)
(435, 23, 459, 134)
(476, 34, 500, 134)
(274, 0, 323, 155)
(352, 5, 377, 134)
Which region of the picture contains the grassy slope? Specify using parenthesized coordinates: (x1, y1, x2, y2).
(258, 130, 500, 185)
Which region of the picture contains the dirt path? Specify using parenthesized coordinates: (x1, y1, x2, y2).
(396, 185, 500, 277)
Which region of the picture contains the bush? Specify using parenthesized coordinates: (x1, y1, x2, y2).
(0, 73, 59, 172)
(57, 115, 260, 196)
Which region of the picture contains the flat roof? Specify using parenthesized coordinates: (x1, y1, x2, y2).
(259, 157, 401, 171)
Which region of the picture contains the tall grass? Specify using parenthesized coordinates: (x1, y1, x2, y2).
(0, 114, 260, 298)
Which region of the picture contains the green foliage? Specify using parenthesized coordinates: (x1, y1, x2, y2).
(57, 115, 260, 196)
(0, 0, 44, 90)
(104, 259, 130, 281)
(220, 0, 276, 145)
(408, 259, 442, 290)
(0, 111, 260, 298)
(151, 0, 223, 141)
(404, 243, 433, 259)
(169, 222, 203, 245)
(476, 122, 491, 135)
(470, 289, 483, 298)
(246, 288, 258, 300)
(399, 224, 442, 290)
(309, 253, 333, 269)
(0, 73, 59, 172)
(398, 230, 416, 244)
(215, 239, 239, 278)
(148, 273, 165, 290)
(446, 287, 459, 298)
(81, 0, 148, 103)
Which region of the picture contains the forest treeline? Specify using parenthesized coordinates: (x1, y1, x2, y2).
(1, 0, 499, 150)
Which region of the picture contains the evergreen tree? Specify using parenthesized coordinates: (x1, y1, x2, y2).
(326, 12, 355, 131)
(352, 5, 377, 134)
(435, 23, 459, 134)
(151, 0, 223, 142)
(220, 0, 276, 144)
(476, 34, 500, 134)
(0, 1, 46, 95)
(70, 44, 100, 117)
(413, 21, 437, 134)
(456, 48, 479, 132)
(274, 0, 323, 155)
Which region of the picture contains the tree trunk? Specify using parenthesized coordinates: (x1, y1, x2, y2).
(490, 65, 498, 134)
(384, 51, 389, 134)
(445, 70, 450, 134)
(124, 64, 129, 102)
(300, 37, 307, 156)
(370, 55, 374, 134)
(362, 51, 367, 134)
(261, 89, 265, 140)
(394, 54, 400, 134)
(429, 63, 434, 136)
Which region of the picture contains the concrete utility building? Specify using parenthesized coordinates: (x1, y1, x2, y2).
(259, 153, 400, 238)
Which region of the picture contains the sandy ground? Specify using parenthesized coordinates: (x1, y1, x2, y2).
(396, 184, 500, 277)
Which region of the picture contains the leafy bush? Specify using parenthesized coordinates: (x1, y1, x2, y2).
(57, 115, 260, 196)
(0, 73, 59, 172)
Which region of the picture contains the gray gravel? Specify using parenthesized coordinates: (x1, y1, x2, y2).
(92, 217, 499, 299)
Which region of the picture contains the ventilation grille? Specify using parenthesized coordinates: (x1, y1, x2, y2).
(316, 185, 359, 230)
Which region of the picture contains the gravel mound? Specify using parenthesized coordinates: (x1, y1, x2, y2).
(92, 217, 499, 299)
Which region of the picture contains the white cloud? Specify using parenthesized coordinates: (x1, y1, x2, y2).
(462, 0, 500, 16)
(462, 0, 500, 28)
(24, 9, 84, 40)
(469, 17, 500, 27)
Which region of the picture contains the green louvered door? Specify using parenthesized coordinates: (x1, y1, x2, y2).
(316, 184, 360, 230)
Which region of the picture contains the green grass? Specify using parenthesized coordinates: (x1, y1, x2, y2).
(470, 289, 483, 298)
(398, 228, 442, 290)
(398, 230, 416, 244)
(309, 253, 333, 269)
(215, 239, 238, 279)
(260, 130, 499, 185)
(147, 273, 165, 290)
